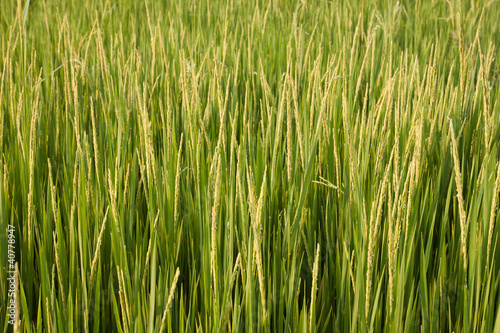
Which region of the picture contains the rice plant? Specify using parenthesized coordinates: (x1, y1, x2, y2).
(1, 0, 500, 332)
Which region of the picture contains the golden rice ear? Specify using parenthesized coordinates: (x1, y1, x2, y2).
(90, 97, 101, 189)
(222, 253, 242, 329)
(116, 266, 131, 329)
(89, 207, 110, 296)
(211, 151, 222, 307)
(310, 243, 320, 332)
(27, 72, 42, 249)
(159, 267, 181, 333)
(449, 117, 468, 273)
(174, 133, 184, 226)
(53, 231, 66, 308)
(488, 162, 500, 265)
(14, 263, 20, 333)
(366, 148, 393, 316)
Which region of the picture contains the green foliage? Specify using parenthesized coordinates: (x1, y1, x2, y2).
(1, 0, 500, 331)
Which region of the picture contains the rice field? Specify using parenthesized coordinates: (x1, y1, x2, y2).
(1, 0, 500, 332)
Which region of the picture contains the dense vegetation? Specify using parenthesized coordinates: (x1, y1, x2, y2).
(1, 0, 500, 331)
